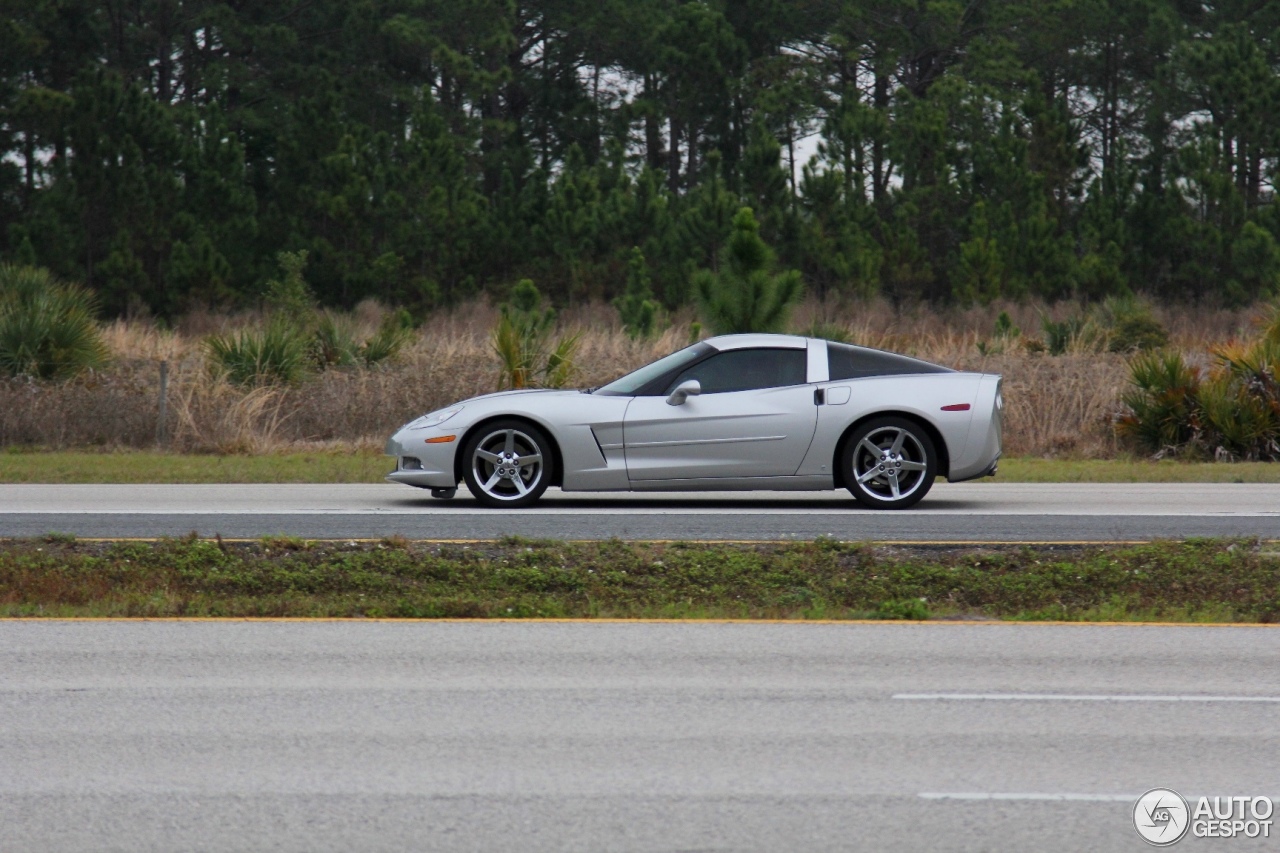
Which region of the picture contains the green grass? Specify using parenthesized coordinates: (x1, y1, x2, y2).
(3, 537, 1278, 621)
(0, 449, 389, 484)
(1, 450, 1278, 484)
(992, 457, 1280, 483)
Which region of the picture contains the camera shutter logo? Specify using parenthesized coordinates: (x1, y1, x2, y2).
(1134, 788, 1191, 846)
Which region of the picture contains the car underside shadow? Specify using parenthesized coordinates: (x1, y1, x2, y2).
(385, 492, 984, 511)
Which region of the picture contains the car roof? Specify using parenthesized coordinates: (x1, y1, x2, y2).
(704, 333, 809, 351)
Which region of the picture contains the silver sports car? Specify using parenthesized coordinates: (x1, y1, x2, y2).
(385, 334, 1002, 509)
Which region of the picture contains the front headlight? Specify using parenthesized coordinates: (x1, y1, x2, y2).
(404, 407, 463, 431)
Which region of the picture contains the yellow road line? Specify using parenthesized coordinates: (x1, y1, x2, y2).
(18, 537, 1277, 547)
(3, 617, 1277, 627)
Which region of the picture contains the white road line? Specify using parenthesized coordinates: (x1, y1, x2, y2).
(920, 793, 1135, 802)
(895, 693, 1280, 703)
(6, 507, 805, 515)
(921, 792, 1280, 802)
(2, 508, 1278, 517)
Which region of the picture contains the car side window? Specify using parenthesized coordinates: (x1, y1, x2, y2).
(666, 348, 807, 394)
(827, 342, 952, 379)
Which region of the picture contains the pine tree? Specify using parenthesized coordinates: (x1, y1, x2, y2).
(613, 247, 661, 339)
(693, 207, 802, 334)
(956, 202, 1007, 305)
(536, 146, 605, 301)
(739, 119, 790, 244)
(675, 151, 738, 278)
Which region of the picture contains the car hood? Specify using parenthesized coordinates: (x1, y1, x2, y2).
(455, 388, 584, 406)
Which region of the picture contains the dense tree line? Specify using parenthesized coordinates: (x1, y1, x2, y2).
(1, 0, 1279, 318)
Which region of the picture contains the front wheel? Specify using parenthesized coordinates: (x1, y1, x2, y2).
(462, 420, 553, 508)
(841, 417, 937, 510)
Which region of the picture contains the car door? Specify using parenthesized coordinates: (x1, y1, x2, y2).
(623, 347, 818, 481)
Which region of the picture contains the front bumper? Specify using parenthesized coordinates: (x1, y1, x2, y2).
(385, 432, 459, 489)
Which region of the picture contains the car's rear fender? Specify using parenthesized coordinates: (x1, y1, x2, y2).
(947, 374, 1003, 481)
(829, 412, 952, 487)
(798, 373, 986, 482)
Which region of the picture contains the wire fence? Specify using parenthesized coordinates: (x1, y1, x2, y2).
(0, 346, 1130, 458)
(0, 356, 465, 453)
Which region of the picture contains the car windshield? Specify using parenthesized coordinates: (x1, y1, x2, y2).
(592, 343, 712, 395)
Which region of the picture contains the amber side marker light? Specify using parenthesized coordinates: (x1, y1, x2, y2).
(940, 403, 971, 412)
(425, 435, 457, 444)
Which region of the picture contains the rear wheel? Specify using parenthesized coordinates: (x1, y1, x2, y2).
(842, 417, 937, 510)
(462, 420, 552, 508)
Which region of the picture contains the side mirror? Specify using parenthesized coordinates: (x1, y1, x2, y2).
(666, 379, 701, 406)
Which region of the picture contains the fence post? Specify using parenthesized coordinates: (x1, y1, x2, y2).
(156, 360, 169, 449)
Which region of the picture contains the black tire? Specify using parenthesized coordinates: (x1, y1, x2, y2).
(841, 416, 937, 510)
(462, 419, 553, 508)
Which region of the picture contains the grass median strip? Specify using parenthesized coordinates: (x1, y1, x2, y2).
(0, 450, 386, 484)
(6, 450, 1280, 484)
(3, 536, 1278, 622)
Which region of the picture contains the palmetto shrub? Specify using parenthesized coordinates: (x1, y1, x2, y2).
(1095, 295, 1170, 353)
(0, 265, 109, 380)
(1202, 339, 1280, 459)
(313, 313, 362, 368)
(358, 321, 412, 367)
(1116, 350, 1202, 454)
(1196, 372, 1275, 457)
(313, 312, 412, 369)
(491, 280, 581, 389)
(1040, 315, 1085, 356)
(206, 318, 312, 385)
(1108, 313, 1169, 353)
(1117, 310, 1280, 460)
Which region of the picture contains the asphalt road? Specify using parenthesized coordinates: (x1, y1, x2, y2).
(1, 621, 1277, 852)
(0, 482, 1278, 541)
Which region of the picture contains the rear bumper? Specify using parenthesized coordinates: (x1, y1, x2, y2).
(946, 374, 1002, 482)
(948, 454, 999, 483)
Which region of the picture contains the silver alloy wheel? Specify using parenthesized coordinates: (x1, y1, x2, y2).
(850, 425, 931, 502)
(470, 427, 545, 502)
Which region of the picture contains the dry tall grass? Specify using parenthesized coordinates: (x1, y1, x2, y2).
(0, 297, 1265, 458)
